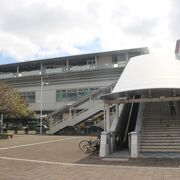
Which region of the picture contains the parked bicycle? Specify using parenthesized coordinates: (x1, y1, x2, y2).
(79, 136, 100, 153)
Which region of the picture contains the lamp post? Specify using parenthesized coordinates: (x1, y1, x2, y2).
(40, 76, 48, 135)
(0, 113, 3, 134)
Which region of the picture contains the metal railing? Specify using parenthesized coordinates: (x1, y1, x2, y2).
(123, 99, 134, 143)
(49, 82, 116, 128)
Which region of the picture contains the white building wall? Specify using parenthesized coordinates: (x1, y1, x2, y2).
(17, 79, 116, 112)
(97, 55, 113, 69)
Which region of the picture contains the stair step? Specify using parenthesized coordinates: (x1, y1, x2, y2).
(143, 121, 180, 123)
(142, 131, 180, 133)
(142, 127, 180, 130)
(142, 140, 180, 143)
(140, 103, 180, 153)
(144, 119, 175, 121)
(144, 119, 180, 121)
(144, 115, 179, 116)
(142, 134, 180, 137)
(141, 142, 180, 146)
(140, 146, 180, 149)
(142, 136, 180, 139)
(142, 137, 180, 140)
(142, 129, 180, 132)
(142, 138, 180, 141)
(144, 122, 180, 124)
(143, 127, 180, 129)
(143, 124, 180, 126)
(141, 149, 180, 152)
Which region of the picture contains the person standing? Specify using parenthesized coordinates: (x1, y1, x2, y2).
(169, 101, 176, 116)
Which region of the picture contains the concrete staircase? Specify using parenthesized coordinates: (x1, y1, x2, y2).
(49, 102, 104, 134)
(141, 102, 180, 153)
(48, 82, 116, 134)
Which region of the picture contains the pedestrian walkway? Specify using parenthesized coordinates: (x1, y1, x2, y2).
(0, 135, 180, 179)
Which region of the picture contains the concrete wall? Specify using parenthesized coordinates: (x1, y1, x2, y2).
(97, 55, 113, 69)
(18, 79, 115, 111)
(0, 54, 124, 115)
(14, 68, 122, 113)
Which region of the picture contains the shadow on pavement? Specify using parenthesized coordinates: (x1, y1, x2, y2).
(75, 153, 180, 168)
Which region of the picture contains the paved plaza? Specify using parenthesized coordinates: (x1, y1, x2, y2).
(0, 135, 180, 179)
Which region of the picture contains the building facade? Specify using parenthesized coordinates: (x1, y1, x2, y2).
(0, 48, 148, 124)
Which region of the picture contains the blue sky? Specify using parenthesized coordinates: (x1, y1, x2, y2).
(0, 0, 179, 65)
(0, 52, 16, 64)
(0, 38, 103, 65)
(75, 38, 102, 54)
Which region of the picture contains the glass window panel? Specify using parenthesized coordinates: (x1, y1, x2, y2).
(56, 87, 100, 102)
(90, 88, 95, 91)
(117, 54, 126, 62)
(78, 89, 83, 92)
(78, 92, 86, 96)
(84, 88, 89, 92)
(21, 91, 35, 103)
(67, 89, 71, 93)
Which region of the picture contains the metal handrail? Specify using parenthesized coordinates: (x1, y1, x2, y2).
(72, 108, 88, 118)
(49, 82, 116, 132)
(52, 101, 105, 127)
(123, 96, 134, 143)
(48, 82, 116, 117)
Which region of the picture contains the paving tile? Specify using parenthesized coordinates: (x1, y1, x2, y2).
(0, 135, 180, 179)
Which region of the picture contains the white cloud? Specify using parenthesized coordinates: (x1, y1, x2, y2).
(0, 0, 178, 62)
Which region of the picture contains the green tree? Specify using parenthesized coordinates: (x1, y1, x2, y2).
(0, 83, 32, 117)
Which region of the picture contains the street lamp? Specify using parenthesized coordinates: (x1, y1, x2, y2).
(40, 76, 49, 135)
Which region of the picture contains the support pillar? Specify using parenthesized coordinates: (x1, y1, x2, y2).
(95, 56, 98, 69)
(17, 66, 19, 76)
(67, 58, 69, 71)
(100, 103, 111, 157)
(129, 132, 138, 158)
(115, 104, 119, 120)
(100, 131, 111, 157)
(69, 107, 72, 117)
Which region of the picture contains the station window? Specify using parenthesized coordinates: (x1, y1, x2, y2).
(112, 54, 127, 67)
(56, 87, 98, 102)
(21, 91, 36, 103)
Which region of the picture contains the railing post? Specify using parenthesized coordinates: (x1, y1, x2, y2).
(69, 107, 72, 118)
(74, 107, 76, 116)
(89, 95, 92, 109)
(105, 103, 110, 132)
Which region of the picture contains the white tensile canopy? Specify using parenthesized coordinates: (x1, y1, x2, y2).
(112, 53, 180, 96)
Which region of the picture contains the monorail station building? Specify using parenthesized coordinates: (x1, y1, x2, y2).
(0, 48, 148, 132)
(1, 42, 180, 158)
(100, 49, 180, 158)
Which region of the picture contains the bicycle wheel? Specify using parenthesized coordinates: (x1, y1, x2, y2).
(79, 140, 91, 153)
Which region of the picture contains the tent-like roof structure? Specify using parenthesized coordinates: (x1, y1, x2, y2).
(113, 53, 180, 93)
(102, 52, 180, 103)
